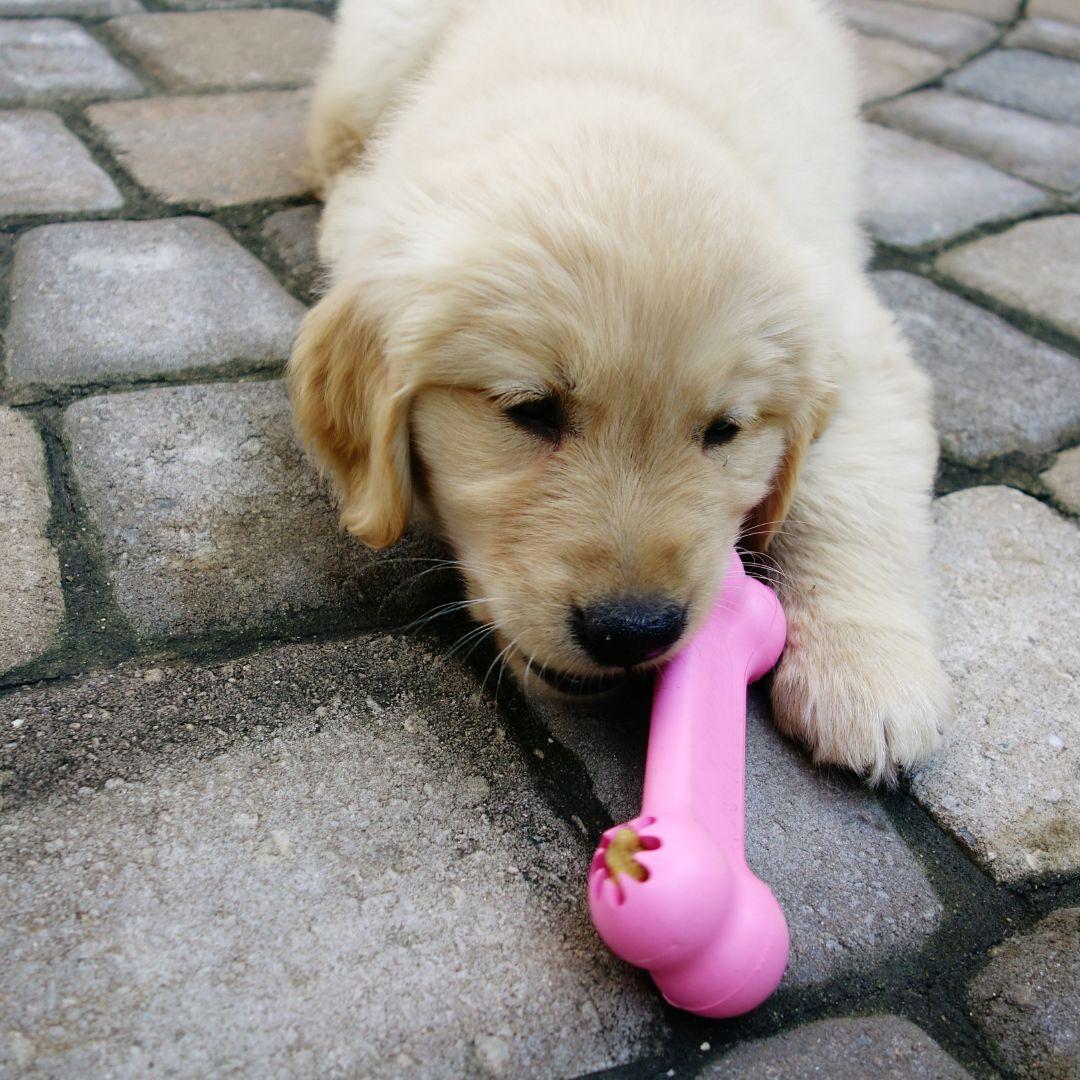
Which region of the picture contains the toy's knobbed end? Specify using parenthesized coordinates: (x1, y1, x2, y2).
(604, 828, 648, 883)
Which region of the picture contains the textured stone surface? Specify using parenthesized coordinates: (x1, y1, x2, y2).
(6, 218, 303, 395)
(0, 0, 139, 13)
(861, 125, 1047, 249)
(0, 110, 122, 215)
(969, 908, 1079, 1079)
(1031, 0, 1080, 23)
(262, 204, 321, 296)
(843, 0, 996, 60)
(853, 32, 949, 103)
(914, 488, 1080, 883)
(701, 1016, 971, 1078)
(64, 381, 447, 642)
(904, 0, 1017, 17)
(0, 19, 140, 105)
(937, 217, 1080, 341)
(0, 636, 664, 1077)
(870, 91, 1080, 192)
(105, 10, 330, 91)
(874, 272, 1080, 466)
(1042, 447, 1080, 514)
(88, 90, 309, 207)
(155, 0, 271, 10)
(947, 49, 1080, 124)
(536, 689, 944, 990)
(0, 409, 63, 676)
(1007, 17, 1080, 60)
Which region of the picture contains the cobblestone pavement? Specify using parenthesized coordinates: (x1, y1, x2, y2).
(1, 0, 1078, 1077)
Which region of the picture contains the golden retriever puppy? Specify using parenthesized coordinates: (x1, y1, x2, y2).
(289, 0, 950, 783)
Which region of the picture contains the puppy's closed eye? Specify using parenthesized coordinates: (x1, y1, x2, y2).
(504, 394, 565, 443)
(702, 416, 741, 450)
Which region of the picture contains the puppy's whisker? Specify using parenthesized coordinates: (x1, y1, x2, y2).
(446, 621, 498, 661)
(482, 636, 521, 699)
(401, 596, 504, 634)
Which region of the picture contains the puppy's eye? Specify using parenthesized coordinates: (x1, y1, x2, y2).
(702, 416, 740, 450)
(504, 395, 564, 442)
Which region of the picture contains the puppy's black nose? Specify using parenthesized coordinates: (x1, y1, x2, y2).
(571, 595, 687, 668)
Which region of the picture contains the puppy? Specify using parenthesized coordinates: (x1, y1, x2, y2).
(288, 0, 950, 783)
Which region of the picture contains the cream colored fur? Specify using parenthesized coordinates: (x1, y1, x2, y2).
(291, 0, 949, 784)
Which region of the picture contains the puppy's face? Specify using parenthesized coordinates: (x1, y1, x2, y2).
(289, 194, 834, 695)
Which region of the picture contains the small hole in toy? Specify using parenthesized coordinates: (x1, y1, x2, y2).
(604, 827, 649, 884)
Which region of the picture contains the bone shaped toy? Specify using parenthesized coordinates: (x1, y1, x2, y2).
(588, 550, 789, 1018)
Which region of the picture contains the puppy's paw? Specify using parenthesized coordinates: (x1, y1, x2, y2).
(770, 613, 950, 785)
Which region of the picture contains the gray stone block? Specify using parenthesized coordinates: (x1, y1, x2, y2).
(0, 110, 122, 216)
(0, 19, 140, 105)
(1031, 0, 1080, 24)
(874, 272, 1080, 467)
(969, 908, 1079, 1079)
(104, 10, 331, 91)
(861, 126, 1046, 250)
(902, 0, 1017, 18)
(0, 409, 63, 675)
(0, 0, 139, 13)
(870, 90, 1080, 193)
(262, 204, 322, 296)
(914, 488, 1080, 883)
(0, 635, 665, 1076)
(6, 218, 303, 396)
(1042, 447, 1080, 514)
(936, 217, 1080, 341)
(535, 688, 943, 990)
(88, 91, 309, 208)
(702, 1016, 971, 1078)
(1007, 17, 1080, 60)
(853, 33, 949, 104)
(842, 0, 996, 60)
(947, 49, 1080, 124)
(64, 380, 448, 642)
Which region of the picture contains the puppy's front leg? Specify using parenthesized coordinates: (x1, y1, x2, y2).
(766, 292, 950, 784)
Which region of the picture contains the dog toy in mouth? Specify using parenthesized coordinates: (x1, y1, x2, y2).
(587, 550, 789, 1018)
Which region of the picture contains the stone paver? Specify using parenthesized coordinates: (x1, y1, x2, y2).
(0, 20, 140, 105)
(914, 488, 1080, 883)
(861, 125, 1047, 249)
(874, 272, 1080, 467)
(0, 636, 664, 1076)
(0, 110, 122, 216)
(1007, 17, 1080, 60)
(904, 0, 1017, 18)
(701, 1016, 971, 1078)
(0, 410, 64, 677)
(853, 32, 950, 103)
(64, 381, 446, 642)
(105, 10, 330, 92)
(537, 689, 944, 990)
(843, 0, 997, 60)
(1031, 0, 1080, 23)
(969, 908, 1079, 1079)
(5, 218, 303, 396)
(947, 49, 1080, 124)
(870, 90, 1080, 192)
(937, 217, 1080, 341)
(262, 204, 321, 296)
(1042, 447, 1080, 513)
(0, 0, 139, 13)
(88, 91, 309, 208)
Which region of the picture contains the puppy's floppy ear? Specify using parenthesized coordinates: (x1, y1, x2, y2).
(743, 383, 835, 554)
(287, 284, 412, 549)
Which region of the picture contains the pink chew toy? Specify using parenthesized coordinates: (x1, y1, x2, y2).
(588, 550, 789, 1018)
